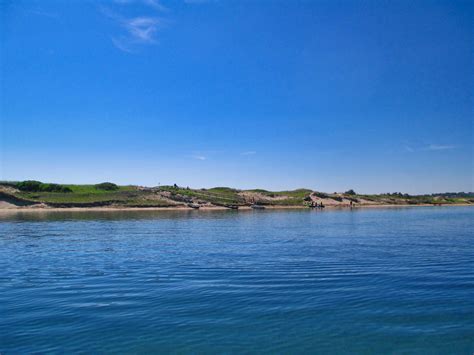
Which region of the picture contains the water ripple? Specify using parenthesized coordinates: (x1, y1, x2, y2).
(1, 207, 473, 353)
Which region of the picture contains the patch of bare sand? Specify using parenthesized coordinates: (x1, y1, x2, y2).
(309, 193, 381, 206)
(0, 201, 18, 209)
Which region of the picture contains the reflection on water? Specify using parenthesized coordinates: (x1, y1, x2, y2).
(0, 205, 427, 222)
(1, 207, 473, 353)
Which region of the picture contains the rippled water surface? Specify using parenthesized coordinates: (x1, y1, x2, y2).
(1, 207, 473, 353)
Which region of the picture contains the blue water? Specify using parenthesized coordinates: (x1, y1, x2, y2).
(1, 207, 473, 354)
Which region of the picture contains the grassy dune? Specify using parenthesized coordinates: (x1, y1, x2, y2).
(0, 181, 473, 209)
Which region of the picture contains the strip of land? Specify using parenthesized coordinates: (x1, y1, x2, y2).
(0, 181, 472, 211)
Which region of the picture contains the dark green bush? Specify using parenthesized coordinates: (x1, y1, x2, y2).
(16, 180, 43, 192)
(16, 180, 72, 193)
(95, 182, 119, 191)
(345, 189, 356, 195)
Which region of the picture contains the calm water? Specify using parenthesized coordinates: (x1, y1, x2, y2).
(1, 207, 473, 354)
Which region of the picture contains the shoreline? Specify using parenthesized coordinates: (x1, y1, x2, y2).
(0, 203, 471, 213)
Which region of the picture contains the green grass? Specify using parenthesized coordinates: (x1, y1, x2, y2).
(14, 185, 140, 205)
(207, 187, 240, 194)
(14, 187, 176, 207)
(63, 184, 136, 194)
(17, 191, 138, 204)
(272, 189, 312, 198)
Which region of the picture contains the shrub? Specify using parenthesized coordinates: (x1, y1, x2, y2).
(16, 180, 43, 192)
(16, 180, 72, 193)
(345, 189, 356, 195)
(95, 182, 119, 191)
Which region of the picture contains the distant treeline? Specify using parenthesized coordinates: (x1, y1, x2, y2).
(380, 192, 474, 198)
(430, 192, 474, 198)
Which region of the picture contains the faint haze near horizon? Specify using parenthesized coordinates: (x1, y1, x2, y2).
(1, 0, 472, 194)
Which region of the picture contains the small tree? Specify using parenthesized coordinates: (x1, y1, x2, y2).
(345, 189, 356, 195)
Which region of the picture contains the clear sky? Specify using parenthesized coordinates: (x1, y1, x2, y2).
(1, 0, 472, 194)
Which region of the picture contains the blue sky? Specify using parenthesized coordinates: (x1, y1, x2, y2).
(1, 0, 472, 193)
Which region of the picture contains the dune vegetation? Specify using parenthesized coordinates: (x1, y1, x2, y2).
(0, 181, 473, 209)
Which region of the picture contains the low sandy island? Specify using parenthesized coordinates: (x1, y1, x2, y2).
(0, 203, 471, 214)
(1, 183, 472, 213)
